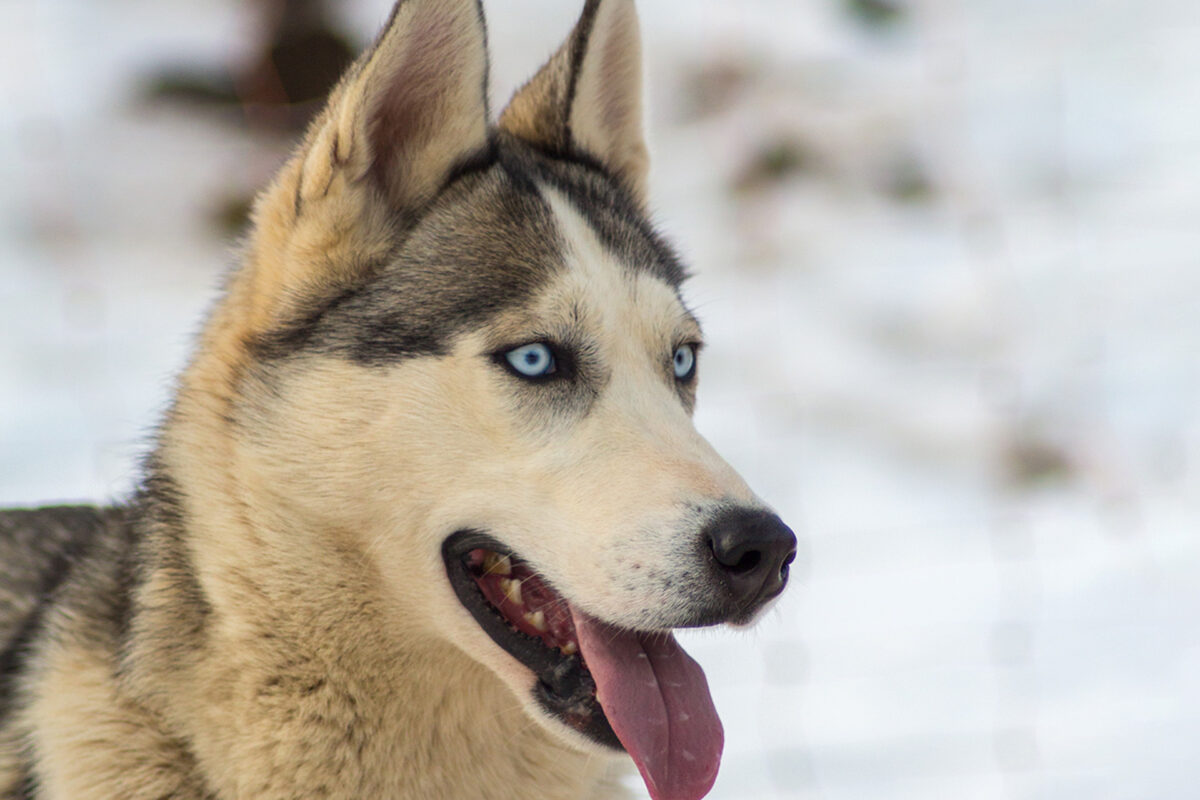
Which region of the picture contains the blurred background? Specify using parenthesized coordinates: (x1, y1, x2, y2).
(2, 0, 1199, 797)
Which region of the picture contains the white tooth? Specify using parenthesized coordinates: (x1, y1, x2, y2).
(484, 553, 512, 576)
(523, 610, 547, 632)
(561, 642, 578, 655)
(501, 578, 523, 606)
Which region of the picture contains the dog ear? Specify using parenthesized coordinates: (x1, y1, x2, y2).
(499, 0, 649, 206)
(301, 0, 490, 216)
(237, 0, 489, 339)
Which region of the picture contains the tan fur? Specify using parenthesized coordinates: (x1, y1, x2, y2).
(2, 1, 777, 797)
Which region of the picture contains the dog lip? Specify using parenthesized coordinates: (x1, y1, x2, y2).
(441, 529, 513, 561)
(440, 530, 622, 750)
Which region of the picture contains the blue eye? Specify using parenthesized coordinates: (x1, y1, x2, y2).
(673, 344, 696, 380)
(505, 343, 557, 378)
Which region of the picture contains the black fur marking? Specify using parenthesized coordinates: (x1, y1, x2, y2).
(293, 153, 306, 218)
(278, 145, 562, 366)
(563, 0, 603, 138)
(249, 282, 371, 361)
(254, 139, 500, 363)
(104, 520, 141, 666)
(497, 136, 690, 288)
(439, 136, 500, 196)
(13, 762, 38, 800)
(134, 457, 214, 636)
(345, 315, 452, 362)
(0, 607, 45, 727)
(255, 135, 687, 365)
(0, 508, 109, 728)
(15, 759, 38, 800)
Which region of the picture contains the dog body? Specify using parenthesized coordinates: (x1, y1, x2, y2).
(0, 2, 795, 798)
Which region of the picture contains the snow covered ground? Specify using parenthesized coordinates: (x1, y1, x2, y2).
(2, 1, 1199, 798)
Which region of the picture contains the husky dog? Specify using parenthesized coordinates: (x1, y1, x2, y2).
(0, 1, 796, 798)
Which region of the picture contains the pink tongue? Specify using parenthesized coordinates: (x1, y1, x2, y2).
(571, 610, 723, 800)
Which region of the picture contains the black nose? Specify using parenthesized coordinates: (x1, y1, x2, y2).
(704, 508, 797, 611)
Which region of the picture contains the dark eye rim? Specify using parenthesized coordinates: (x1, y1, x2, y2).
(672, 341, 702, 383)
(491, 340, 576, 382)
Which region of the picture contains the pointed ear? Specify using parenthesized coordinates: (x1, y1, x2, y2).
(499, 0, 649, 205)
(236, 0, 489, 340)
(309, 0, 490, 214)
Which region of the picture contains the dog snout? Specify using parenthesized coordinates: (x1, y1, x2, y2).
(703, 508, 797, 614)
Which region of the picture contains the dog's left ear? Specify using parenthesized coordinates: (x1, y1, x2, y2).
(294, 0, 491, 218)
(499, 0, 649, 206)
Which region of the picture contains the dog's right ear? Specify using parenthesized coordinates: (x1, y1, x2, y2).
(296, 0, 490, 217)
(237, 0, 490, 339)
(499, 0, 648, 207)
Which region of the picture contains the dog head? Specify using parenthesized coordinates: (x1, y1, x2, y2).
(187, 2, 795, 798)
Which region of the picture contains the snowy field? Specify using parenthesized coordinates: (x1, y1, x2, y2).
(3, 1, 1200, 798)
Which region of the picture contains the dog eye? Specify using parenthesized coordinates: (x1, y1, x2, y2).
(672, 344, 696, 381)
(504, 343, 557, 378)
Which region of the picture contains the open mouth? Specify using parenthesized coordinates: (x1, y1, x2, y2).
(442, 531, 724, 800)
(442, 531, 618, 747)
